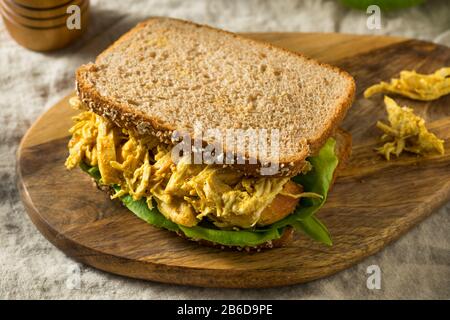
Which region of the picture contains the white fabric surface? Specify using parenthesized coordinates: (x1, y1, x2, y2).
(1, 0, 449, 299)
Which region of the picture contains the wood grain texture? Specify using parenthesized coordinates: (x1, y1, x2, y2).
(16, 33, 450, 288)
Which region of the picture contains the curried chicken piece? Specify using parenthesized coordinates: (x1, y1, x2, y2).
(257, 181, 303, 226)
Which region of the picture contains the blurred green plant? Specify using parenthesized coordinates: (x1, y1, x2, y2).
(341, 0, 425, 11)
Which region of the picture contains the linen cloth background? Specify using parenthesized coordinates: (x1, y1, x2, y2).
(1, 0, 449, 299)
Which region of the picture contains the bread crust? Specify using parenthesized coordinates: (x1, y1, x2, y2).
(76, 17, 355, 178)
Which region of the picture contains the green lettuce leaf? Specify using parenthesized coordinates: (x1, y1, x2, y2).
(291, 216, 332, 246)
(80, 138, 338, 247)
(121, 195, 180, 232)
(269, 138, 338, 231)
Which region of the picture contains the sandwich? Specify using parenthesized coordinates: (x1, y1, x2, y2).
(65, 17, 355, 250)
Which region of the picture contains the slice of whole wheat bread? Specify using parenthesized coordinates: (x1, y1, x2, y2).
(76, 17, 355, 177)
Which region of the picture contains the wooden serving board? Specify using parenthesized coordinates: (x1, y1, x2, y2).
(17, 33, 450, 288)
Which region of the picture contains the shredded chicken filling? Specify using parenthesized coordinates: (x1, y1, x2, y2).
(65, 97, 315, 229)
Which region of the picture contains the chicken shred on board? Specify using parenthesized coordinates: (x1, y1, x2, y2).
(364, 67, 450, 101)
(376, 96, 445, 160)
